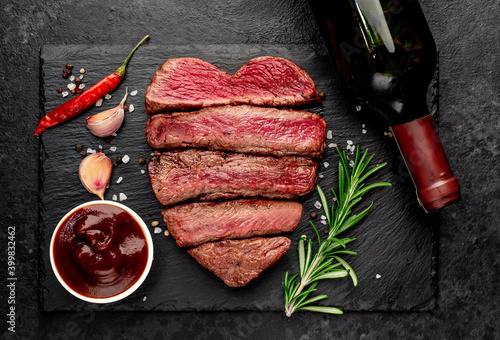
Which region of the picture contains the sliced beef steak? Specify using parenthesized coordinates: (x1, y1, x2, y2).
(163, 199, 302, 247)
(145, 57, 321, 115)
(148, 149, 318, 206)
(187, 237, 291, 287)
(146, 105, 326, 158)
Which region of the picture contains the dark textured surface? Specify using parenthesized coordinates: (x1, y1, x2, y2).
(39, 44, 434, 312)
(0, 0, 498, 339)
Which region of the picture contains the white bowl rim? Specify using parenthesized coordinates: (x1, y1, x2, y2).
(49, 200, 154, 304)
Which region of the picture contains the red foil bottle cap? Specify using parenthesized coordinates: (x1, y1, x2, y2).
(392, 115, 461, 212)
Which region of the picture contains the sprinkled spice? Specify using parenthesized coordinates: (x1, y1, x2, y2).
(80, 150, 86, 156)
(65, 62, 73, 70)
(164, 230, 170, 237)
(310, 211, 318, 219)
(57, 88, 63, 93)
(80, 68, 85, 74)
(138, 157, 147, 165)
(75, 144, 83, 151)
(151, 221, 159, 227)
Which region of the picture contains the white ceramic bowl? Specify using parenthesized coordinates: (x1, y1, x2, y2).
(50, 200, 154, 304)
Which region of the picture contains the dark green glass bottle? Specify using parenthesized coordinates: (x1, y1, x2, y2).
(308, 0, 460, 211)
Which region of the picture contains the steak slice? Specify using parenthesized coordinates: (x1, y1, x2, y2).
(163, 199, 302, 247)
(146, 105, 326, 158)
(145, 56, 321, 115)
(187, 237, 291, 287)
(148, 149, 318, 206)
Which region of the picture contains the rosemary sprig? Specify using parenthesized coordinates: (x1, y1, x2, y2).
(283, 146, 391, 317)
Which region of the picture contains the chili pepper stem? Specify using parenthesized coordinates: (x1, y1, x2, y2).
(115, 35, 150, 77)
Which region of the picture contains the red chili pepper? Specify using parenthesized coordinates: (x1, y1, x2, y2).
(35, 35, 149, 136)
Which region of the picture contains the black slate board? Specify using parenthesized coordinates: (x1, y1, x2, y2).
(39, 44, 437, 312)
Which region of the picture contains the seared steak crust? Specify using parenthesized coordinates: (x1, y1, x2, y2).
(148, 149, 318, 206)
(146, 105, 326, 158)
(145, 57, 321, 115)
(163, 199, 302, 247)
(187, 236, 291, 287)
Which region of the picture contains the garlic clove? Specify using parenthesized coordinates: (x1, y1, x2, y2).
(86, 89, 128, 137)
(79, 152, 113, 200)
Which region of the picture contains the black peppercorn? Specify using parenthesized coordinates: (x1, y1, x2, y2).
(75, 144, 82, 151)
(65, 62, 73, 69)
(63, 68, 72, 75)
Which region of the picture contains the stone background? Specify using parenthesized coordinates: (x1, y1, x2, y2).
(0, 0, 498, 339)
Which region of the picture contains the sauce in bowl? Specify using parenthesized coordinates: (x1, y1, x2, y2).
(50, 201, 153, 302)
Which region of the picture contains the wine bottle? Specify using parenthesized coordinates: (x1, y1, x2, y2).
(308, 0, 460, 212)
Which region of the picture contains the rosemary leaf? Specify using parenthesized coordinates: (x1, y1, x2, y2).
(283, 146, 390, 317)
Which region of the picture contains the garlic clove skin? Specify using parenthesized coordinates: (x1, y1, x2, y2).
(79, 152, 113, 200)
(86, 89, 128, 137)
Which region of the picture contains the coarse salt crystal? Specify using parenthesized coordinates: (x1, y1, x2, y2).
(130, 90, 138, 96)
(109, 146, 117, 152)
(79, 83, 85, 90)
(62, 91, 69, 97)
(69, 75, 75, 82)
(116, 176, 123, 184)
(79, 74, 84, 79)
(326, 130, 333, 139)
(154, 227, 162, 234)
(349, 159, 355, 167)
(111, 133, 117, 137)
(86, 148, 94, 154)
(143, 296, 147, 302)
(95, 98, 103, 107)
(105, 94, 112, 100)
(355, 105, 362, 111)
(347, 140, 353, 145)
(99, 145, 102, 150)
(323, 162, 329, 168)
(321, 220, 327, 225)
(362, 129, 367, 134)
(328, 143, 337, 148)
(119, 193, 127, 201)
(318, 173, 324, 178)
(314, 201, 322, 209)
(67, 83, 76, 91)
(362, 124, 366, 128)
(321, 215, 326, 220)
(140, 170, 145, 174)
(129, 104, 135, 113)
(376, 274, 381, 279)
(122, 155, 130, 164)
(112, 194, 117, 201)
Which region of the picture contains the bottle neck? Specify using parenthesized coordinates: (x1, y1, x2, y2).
(391, 116, 460, 211)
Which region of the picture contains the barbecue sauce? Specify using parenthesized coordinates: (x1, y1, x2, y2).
(52, 203, 148, 298)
